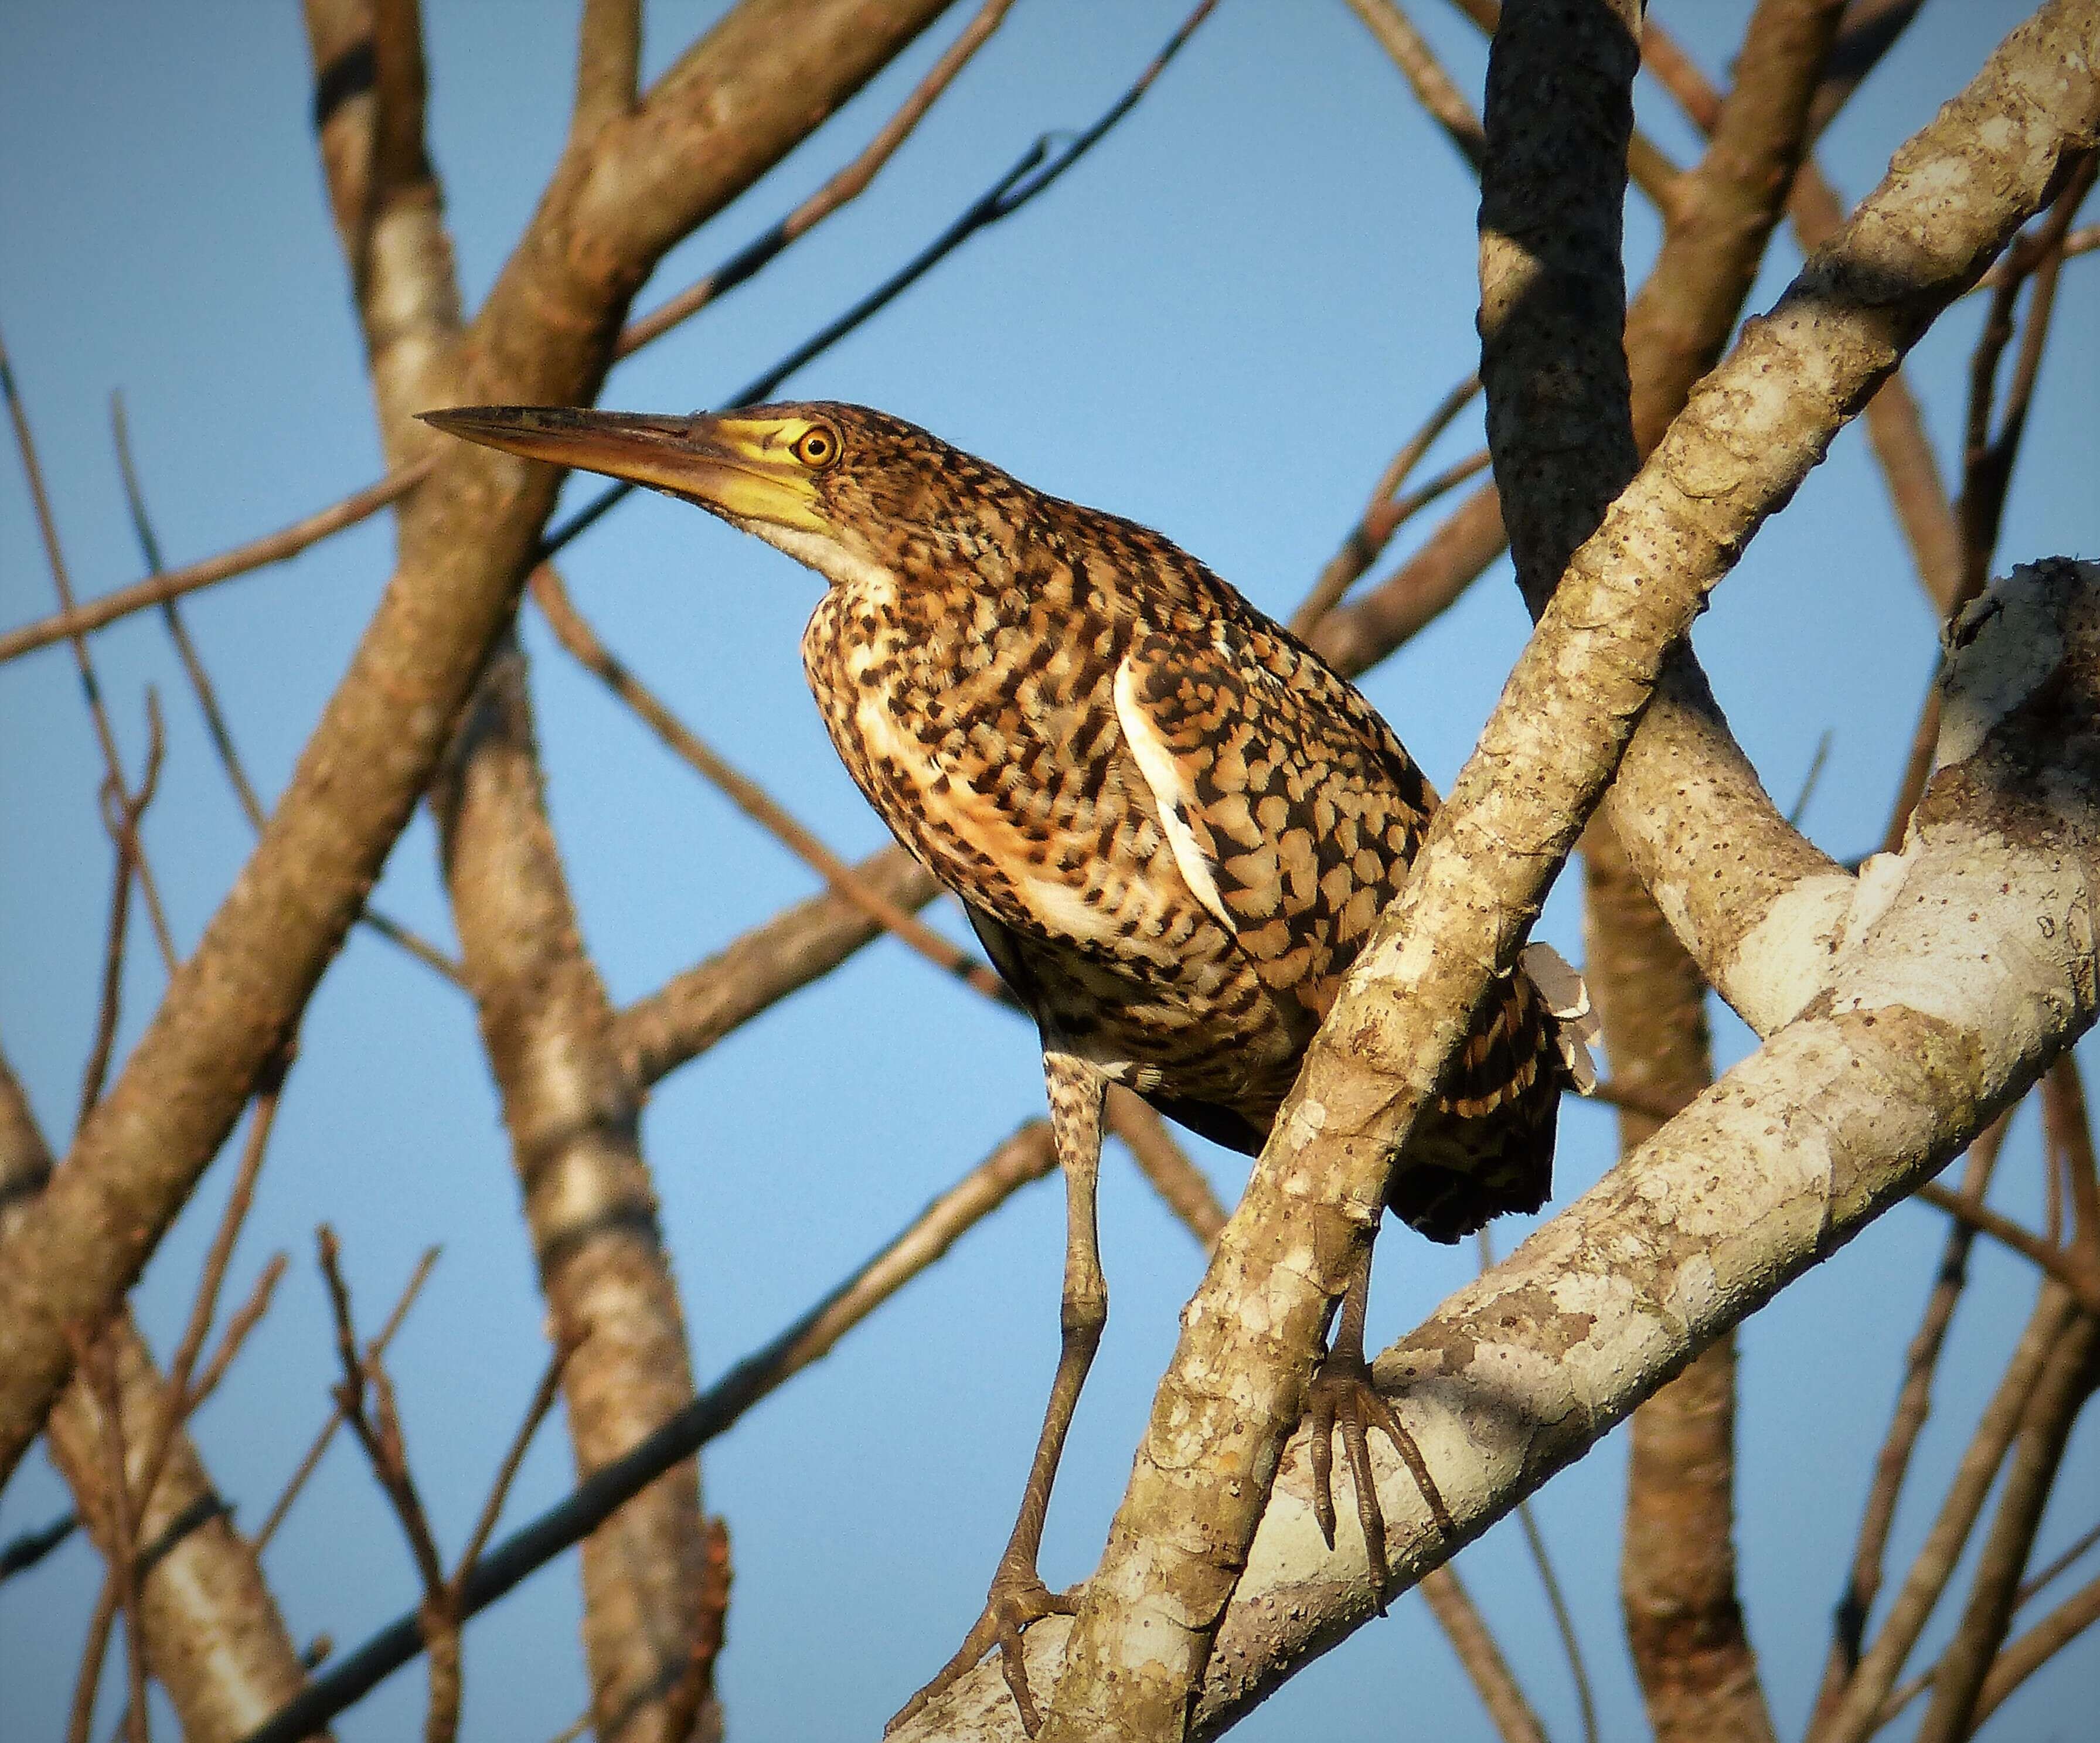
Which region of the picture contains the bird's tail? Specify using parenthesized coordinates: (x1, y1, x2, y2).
(1386, 944, 1598, 1243)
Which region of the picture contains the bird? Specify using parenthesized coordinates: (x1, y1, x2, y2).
(423, 399, 1595, 1731)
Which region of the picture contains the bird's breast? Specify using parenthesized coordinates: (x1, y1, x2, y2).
(799, 580, 1231, 975)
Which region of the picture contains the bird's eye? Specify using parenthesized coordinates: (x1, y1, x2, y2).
(792, 426, 839, 469)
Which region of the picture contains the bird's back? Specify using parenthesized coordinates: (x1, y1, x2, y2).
(801, 467, 1571, 1240)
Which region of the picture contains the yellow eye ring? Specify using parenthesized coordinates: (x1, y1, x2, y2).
(792, 425, 840, 469)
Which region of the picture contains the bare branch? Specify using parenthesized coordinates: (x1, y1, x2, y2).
(432, 639, 714, 1743)
(111, 394, 462, 985)
(1913, 1183, 2100, 1313)
(255, 1244, 440, 1553)
(1305, 477, 1507, 678)
(617, 0, 1017, 355)
(2, 1047, 316, 1743)
(1910, 1309, 2099, 1742)
(1973, 1565, 2100, 1723)
(0, 0, 958, 1494)
(0, 458, 433, 668)
(74, 1331, 151, 1743)
(615, 845, 942, 1088)
(1107, 1090, 1228, 1247)
(242, 1120, 1062, 1743)
(1346, 0, 1484, 170)
(1418, 1564, 1549, 1743)
(1809, 1119, 2009, 1730)
(1287, 369, 1482, 636)
(1812, 1283, 2082, 1743)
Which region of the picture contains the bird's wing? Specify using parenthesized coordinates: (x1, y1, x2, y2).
(1109, 608, 1438, 1013)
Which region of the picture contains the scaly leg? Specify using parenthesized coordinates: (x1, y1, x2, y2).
(1305, 1237, 1454, 1604)
(889, 1052, 1107, 1736)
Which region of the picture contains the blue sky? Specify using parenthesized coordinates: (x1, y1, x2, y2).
(1, 4, 2094, 1739)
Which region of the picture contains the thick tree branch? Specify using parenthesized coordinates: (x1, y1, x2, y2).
(304, 8, 725, 1727)
(906, 553, 2100, 1742)
(900, 1, 2100, 1723)
(433, 642, 716, 1743)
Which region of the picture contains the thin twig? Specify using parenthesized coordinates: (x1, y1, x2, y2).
(1288, 371, 1482, 635)
(1810, 1119, 2010, 1732)
(73, 1331, 150, 1743)
(182, 1252, 288, 1416)
(2017, 1517, 2100, 1608)
(1108, 1090, 1228, 1247)
(0, 454, 431, 666)
(110, 396, 464, 985)
(2, 331, 179, 965)
(1910, 1309, 2099, 1742)
(1955, 151, 2098, 607)
(316, 1225, 456, 1742)
(1418, 1564, 1550, 1743)
(451, 1347, 571, 1588)
(66, 1568, 122, 1743)
(1347, 0, 1485, 169)
(1974, 1565, 2100, 1724)
(1913, 1183, 2100, 1314)
(76, 703, 161, 1129)
(1516, 1497, 1597, 1743)
(617, 0, 1019, 356)
(2049, 1052, 2100, 1258)
(529, 566, 1007, 1001)
(1812, 1282, 2080, 1743)
(1789, 730, 1834, 828)
(241, 1123, 1063, 1743)
(254, 1244, 440, 1552)
(0, 1511, 79, 1581)
(1975, 220, 2098, 290)
(98, 693, 176, 973)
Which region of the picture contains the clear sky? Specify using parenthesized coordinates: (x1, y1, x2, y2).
(1, 4, 2094, 1740)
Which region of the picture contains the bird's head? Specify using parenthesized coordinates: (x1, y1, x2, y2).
(420, 400, 1020, 590)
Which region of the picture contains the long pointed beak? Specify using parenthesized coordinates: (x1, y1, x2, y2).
(418, 404, 828, 533)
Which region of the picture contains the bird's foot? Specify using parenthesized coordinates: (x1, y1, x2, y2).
(886, 1561, 1078, 1736)
(1305, 1340, 1454, 1605)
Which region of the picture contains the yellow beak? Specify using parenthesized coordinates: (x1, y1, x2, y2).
(418, 404, 830, 533)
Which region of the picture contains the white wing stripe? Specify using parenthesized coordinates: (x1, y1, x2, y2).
(1114, 655, 1235, 934)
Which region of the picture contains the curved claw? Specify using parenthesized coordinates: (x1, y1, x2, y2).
(887, 1571, 1078, 1737)
(1304, 1347, 1454, 1608)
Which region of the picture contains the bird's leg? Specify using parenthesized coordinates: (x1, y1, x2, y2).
(889, 1053, 1107, 1737)
(1305, 1238, 1454, 1604)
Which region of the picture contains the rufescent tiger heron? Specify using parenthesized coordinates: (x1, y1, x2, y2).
(423, 401, 1595, 1731)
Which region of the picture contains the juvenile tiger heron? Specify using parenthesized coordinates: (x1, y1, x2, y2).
(423, 401, 1593, 1731)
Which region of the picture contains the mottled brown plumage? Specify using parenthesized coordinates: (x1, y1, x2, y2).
(422, 397, 1589, 1731)
(785, 403, 1567, 1234)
